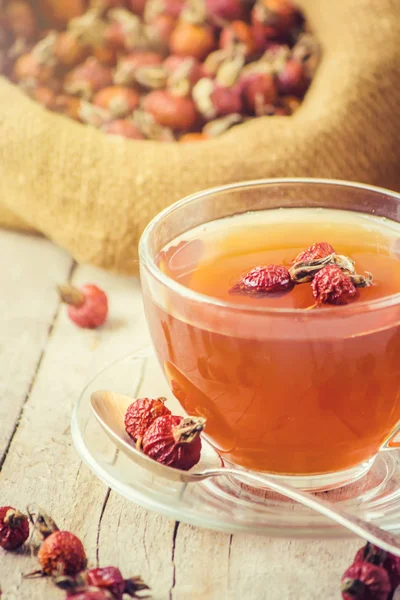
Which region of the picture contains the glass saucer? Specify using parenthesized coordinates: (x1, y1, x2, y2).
(71, 348, 400, 538)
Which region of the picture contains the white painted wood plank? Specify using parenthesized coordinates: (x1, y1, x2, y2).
(0, 260, 153, 599)
(98, 501, 176, 600)
(0, 230, 72, 460)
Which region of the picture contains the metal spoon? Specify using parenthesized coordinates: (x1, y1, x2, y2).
(91, 389, 400, 556)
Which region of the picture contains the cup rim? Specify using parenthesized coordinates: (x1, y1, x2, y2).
(139, 177, 400, 315)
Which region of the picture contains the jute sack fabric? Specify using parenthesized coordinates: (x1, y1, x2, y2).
(0, 0, 400, 274)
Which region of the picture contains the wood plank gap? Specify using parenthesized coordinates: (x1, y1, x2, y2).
(0, 260, 77, 472)
(169, 521, 180, 600)
(96, 488, 112, 567)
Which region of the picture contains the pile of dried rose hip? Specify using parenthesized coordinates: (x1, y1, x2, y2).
(342, 542, 400, 600)
(1, 0, 320, 141)
(0, 505, 150, 599)
(124, 397, 205, 469)
(229, 241, 374, 305)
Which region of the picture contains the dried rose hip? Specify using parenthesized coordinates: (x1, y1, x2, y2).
(13, 52, 55, 84)
(0, 507, 29, 551)
(114, 51, 163, 85)
(170, 21, 216, 60)
(125, 397, 172, 442)
(92, 44, 118, 67)
(341, 562, 391, 600)
(56, 570, 150, 600)
(241, 71, 278, 115)
(64, 57, 113, 99)
(141, 415, 205, 470)
(293, 242, 336, 265)
(38, 0, 86, 26)
(54, 94, 82, 120)
(146, 14, 177, 49)
(31, 86, 56, 108)
(102, 119, 144, 139)
(230, 264, 293, 295)
(104, 21, 126, 51)
(93, 85, 140, 117)
(219, 21, 257, 57)
(143, 90, 198, 130)
(205, 0, 243, 22)
(129, 0, 147, 15)
(354, 543, 400, 591)
(164, 55, 204, 87)
(86, 567, 125, 600)
(6, 0, 37, 39)
(58, 284, 108, 329)
(85, 567, 149, 600)
(54, 32, 90, 68)
(276, 59, 305, 95)
(311, 265, 357, 306)
(252, 0, 298, 38)
(38, 531, 87, 576)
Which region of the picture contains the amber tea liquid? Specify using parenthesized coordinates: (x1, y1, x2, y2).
(143, 208, 400, 475)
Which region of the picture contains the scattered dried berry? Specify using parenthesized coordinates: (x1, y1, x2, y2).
(354, 543, 400, 591)
(0, 507, 29, 551)
(86, 567, 125, 600)
(311, 265, 357, 306)
(141, 415, 205, 470)
(230, 264, 293, 295)
(58, 284, 108, 329)
(341, 562, 391, 600)
(38, 531, 87, 576)
(125, 397, 172, 443)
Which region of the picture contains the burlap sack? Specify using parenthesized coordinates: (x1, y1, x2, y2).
(1, 0, 399, 274)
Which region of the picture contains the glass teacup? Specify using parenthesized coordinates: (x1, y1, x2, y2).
(139, 179, 400, 490)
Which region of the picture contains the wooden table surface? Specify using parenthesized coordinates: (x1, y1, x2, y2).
(0, 230, 362, 600)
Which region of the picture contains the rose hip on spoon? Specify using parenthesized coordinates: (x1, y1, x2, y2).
(91, 390, 400, 557)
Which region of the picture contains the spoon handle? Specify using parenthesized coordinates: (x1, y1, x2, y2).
(202, 468, 400, 556)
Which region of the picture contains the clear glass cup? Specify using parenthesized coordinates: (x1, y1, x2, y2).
(139, 179, 400, 491)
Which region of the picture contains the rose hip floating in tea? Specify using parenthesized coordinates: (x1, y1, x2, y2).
(230, 264, 293, 295)
(3, 0, 319, 140)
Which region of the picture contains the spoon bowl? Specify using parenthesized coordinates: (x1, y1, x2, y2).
(91, 389, 400, 556)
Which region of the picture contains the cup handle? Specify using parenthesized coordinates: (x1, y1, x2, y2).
(381, 423, 400, 450)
